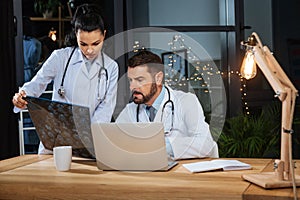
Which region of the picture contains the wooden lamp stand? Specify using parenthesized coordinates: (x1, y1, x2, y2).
(240, 32, 299, 189)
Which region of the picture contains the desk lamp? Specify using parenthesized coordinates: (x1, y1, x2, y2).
(240, 32, 299, 189)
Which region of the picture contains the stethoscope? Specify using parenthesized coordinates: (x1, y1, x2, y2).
(136, 86, 174, 131)
(58, 46, 108, 103)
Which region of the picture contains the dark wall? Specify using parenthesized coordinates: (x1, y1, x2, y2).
(272, 0, 300, 158)
(273, 0, 300, 91)
(0, 0, 20, 160)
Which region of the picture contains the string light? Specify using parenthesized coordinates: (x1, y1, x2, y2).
(227, 69, 250, 114)
(132, 35, 250, 115)
(165, 35, 217, 91)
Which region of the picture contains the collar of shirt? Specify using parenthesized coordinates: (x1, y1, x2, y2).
(70, 48, 102, 67)
(83, 53, 99, 65)
(151, 86, 166, 111)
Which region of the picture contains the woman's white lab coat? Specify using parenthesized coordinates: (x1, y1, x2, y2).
(20, 47, 119, 153)
(116, 86, 219, 160)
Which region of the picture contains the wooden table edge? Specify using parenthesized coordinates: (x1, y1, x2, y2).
(0, 154, 52, 173)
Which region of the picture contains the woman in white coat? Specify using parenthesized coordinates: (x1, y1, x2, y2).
(116, 50, 218, 160)
(12, 4, 119, 154)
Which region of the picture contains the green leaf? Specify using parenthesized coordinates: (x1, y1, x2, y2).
(218, 102, 281, 158)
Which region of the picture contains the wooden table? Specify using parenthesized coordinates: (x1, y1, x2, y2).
(0, 155, 298, 199)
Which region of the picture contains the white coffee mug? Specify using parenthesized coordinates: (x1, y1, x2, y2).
(53, 146, 72, 171)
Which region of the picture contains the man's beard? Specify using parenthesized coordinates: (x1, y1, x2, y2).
(132, 83, 157, 104)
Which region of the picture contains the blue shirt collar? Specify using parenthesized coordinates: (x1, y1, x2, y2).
(151, 86, 165, 110)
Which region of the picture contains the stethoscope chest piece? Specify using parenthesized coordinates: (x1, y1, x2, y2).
(58, 86, 65, 97)
(58, 47, 108, 102)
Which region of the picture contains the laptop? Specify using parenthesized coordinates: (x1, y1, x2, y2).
(91, 122, 178, 171)
(25, 96, 95, 158)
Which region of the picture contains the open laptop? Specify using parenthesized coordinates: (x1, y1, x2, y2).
(91, 122, 178, 171)
(25, 96, 95, 158)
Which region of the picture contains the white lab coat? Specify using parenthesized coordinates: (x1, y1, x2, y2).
(18, 47, 119, 153)
(116, 86, 219, 160)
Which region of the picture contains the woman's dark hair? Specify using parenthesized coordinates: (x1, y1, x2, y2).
(128, 50, 164, 76)
(65, 4, 105, 47)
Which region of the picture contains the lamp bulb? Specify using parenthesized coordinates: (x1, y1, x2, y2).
(240, 51, 257, 80)
(51, 34, 57, 41)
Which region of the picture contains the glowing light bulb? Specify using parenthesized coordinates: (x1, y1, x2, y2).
(240, 51, 257, 80)
(51, 34, 56, 41)
(48, 28, 57, 42)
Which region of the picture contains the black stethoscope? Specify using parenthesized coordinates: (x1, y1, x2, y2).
(136, 86, 174, 131)
(58, 46, 108, 103)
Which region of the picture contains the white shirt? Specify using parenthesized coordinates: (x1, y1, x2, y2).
(18, 47, 119, 153)
(116, 86, 219, 160)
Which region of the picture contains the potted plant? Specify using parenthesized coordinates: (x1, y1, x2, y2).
(217, 102, 281, 158)
(34, 0, 61, 18)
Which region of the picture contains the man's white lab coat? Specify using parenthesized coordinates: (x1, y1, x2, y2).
(116, 86, 218, 160)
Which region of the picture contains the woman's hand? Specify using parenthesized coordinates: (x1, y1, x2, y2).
(12, 90, 27, 109)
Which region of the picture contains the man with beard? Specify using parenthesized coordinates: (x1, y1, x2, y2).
(116, 50, 218, 160)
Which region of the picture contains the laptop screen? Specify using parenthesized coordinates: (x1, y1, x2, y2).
(25, 96, 94, 158)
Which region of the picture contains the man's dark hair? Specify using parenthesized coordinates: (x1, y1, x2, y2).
(128, 50, 164, 75)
